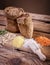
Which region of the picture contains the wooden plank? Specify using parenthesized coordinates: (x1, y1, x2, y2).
(0, 16, 7, 21)
(33, 20, 50, 33)
(0, 10, 5, 16)
(29, 13, 50, 22)
(0, 26, 6, 30)
(0, 16, 7, 26)
(0, 10, 7, 26)
(33, 31, 50, 39)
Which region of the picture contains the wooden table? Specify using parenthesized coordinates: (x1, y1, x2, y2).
(0, 26, 50, 65)
(0, 45, 50, 65)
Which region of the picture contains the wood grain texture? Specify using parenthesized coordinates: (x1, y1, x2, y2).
(0, 26, 6, 30)
(30, 13, 50, 22)
(33, 20, 50, 33)
(33, 31, 50, 39)
(0, 10, 5, 16)
(0, 45, 49, 65)
(0, 16, 7, 26)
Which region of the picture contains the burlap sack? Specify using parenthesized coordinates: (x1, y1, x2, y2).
(17, 13, 33, 38)
(6, 19, 19, 33)
(4, 7, 24, 20)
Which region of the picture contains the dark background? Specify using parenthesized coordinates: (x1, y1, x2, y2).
(0, 0, 50, 15)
